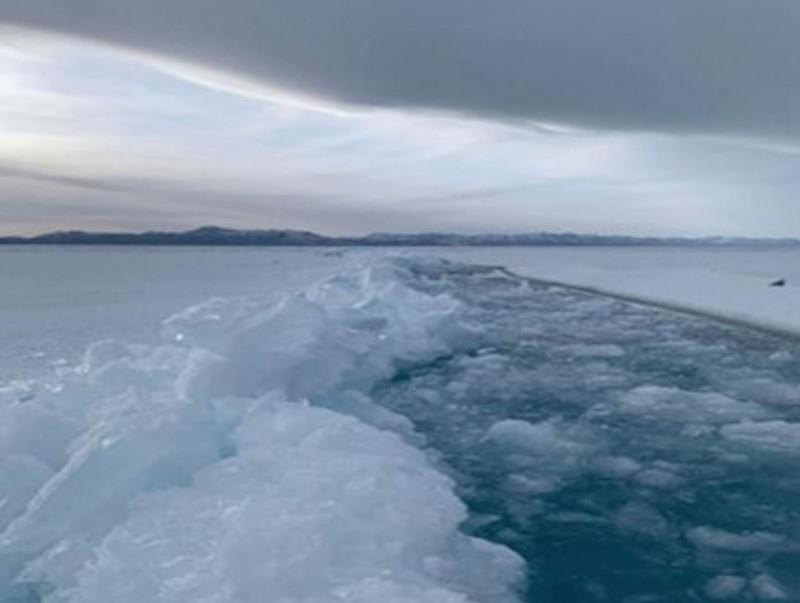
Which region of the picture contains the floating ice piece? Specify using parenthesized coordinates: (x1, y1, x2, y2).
(686, 526, 788, 553)
(484, 419, 597, 463)
(728, 378, 800, 407)
(613, 501, 670, 539)
(590, 455, 642, 478)
(610, 385, 767, 424)
(633, 467, 685, 490)
(751, 573, 790, 600)
(705, 575, 747, 600)
(720, 420, 800, 455)
(503, 474, 562, 495)
(555, 343, 626, 358)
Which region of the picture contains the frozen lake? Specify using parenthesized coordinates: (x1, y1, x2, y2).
(4, 245, 800, 383)
(439, 246, 800, 336)
(0, 246, 350, 381)
(1, 246, 799, 602)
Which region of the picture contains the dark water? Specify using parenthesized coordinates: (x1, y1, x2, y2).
(371, 261, 800, 602)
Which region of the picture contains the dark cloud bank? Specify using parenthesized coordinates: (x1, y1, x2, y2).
(2, 0, 799, 138)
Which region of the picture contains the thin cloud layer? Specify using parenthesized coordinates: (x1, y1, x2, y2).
(2, 0, 800, 138)
(2, 12, 800, 238)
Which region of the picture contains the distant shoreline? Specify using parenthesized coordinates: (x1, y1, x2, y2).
(2, 226, 799, 248)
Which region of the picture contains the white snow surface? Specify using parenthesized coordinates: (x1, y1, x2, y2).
(438, 247, 800, 337)
(0, 257, 523, 603)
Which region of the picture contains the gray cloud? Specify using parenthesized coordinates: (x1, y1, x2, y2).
(0, 164, 137, 194)
(1, 0, 799, 139)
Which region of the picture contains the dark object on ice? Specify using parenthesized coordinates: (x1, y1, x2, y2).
(770, 279, 786, 287)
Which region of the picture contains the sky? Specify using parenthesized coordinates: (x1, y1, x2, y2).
(1, 1, 800, 237)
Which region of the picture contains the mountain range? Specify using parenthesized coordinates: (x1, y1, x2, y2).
(2, 226, 799, 247)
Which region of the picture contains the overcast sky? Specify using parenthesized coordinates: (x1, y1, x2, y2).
(2, 1, 800, 236)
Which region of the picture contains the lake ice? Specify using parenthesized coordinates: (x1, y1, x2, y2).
(0, 247, 799, 602)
